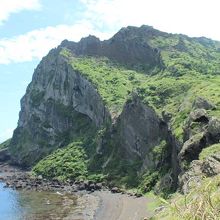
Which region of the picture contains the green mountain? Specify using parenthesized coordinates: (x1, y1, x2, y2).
(5, 25, 220, 195)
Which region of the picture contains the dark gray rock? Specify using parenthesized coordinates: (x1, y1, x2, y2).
(192, 97, 216, 110)
(111, 94, 169, 168)
(207, 117, 220, 141)
(111, 187, 120, 193)
(178, 160, 203, 194)
(95, 183, 102, 190)
(201, 154, 220, 177)
(189, 109, 209, 123)
(162, 111, 172, 123)
(9, 51, 111, 167)
(0, 148, 10, 162)
(60, 25, 164, 72)
(179, 133, 207, 163)
(179, 153, 220, 193)
(134, 192, 142, 198)
(77, 183, 86, 191)
(183, 109, 209, 142)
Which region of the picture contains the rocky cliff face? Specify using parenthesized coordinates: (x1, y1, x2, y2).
(10, 49, 111, 167)
(96, 94, 179, 189)
(8, 25, 220, 192)
(112, 95, 169, 166)
(9, 25, 167, 168)
(60, 25, 164, 72)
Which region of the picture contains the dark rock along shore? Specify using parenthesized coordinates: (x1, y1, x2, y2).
(0, 163, 142, 198)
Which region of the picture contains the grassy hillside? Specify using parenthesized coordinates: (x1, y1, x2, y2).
(151, 143, 220, 219)
(152, 174, 220, 219)
(61, 49, 220, 142)
(33, 29, 220, 195)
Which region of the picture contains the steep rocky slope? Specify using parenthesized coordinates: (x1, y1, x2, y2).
(9, 49, 111, 166)
(7, 25, 220, 193)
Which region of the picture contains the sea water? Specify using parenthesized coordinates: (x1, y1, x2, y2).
(0, 182, 79, 220)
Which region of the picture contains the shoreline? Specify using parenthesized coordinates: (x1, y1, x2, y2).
(93, 191, 153, 220)
(0, 162, 153, 220)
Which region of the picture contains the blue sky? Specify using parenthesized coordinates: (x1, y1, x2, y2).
(1, 0, 220, 143)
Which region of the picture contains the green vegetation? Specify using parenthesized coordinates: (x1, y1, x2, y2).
(55, 42, 220, 191)
(199, 144, 220, 160)
(152, 174, 220, 219)
(32, 35, 220, 187)
(149, 34, 220, 76)
(70, 55, 145, 114)
(139, 171, 160, 193)
(0, 138, 11, 149)
(9, 28, 220, 220)
(152, 140, 167, 161)
(33, 141, 87, 181)
(61, 49, 220, 142)
(33, 141, 105, 182)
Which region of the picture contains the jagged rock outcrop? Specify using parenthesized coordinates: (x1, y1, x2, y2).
(114, 95, 168, 166)
(60, 25, 164, 72)
(9, 49, 111, 167)
(202, 154, 220, 177)
(179, 133, 207, 163)
(180, 115, 220, 166)
(180, 98, 219, 165)
(192, 97, 216, 110)
(178, 160, 203, 194)
(100, 94, 179, 188)
(179, 153, 220, 194)
(207, 117, 220, 142)
(178, 97, 220, 192)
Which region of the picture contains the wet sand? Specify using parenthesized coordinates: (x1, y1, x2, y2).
(94, 191, 152, 220)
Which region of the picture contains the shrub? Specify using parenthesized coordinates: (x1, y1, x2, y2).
(32, 141, 88, 181)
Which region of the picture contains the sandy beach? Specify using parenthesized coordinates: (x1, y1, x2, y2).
(94, 191, 152, 220)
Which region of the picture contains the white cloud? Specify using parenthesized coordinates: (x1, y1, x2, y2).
(0, 128, 13, 143)
(1, 0, 220, 64)
(0, 0, 41, 24)
(0, 21, 112, 64)
(81, 0, 220, 40)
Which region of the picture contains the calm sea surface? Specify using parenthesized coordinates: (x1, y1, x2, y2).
(0, 182, 80, 220)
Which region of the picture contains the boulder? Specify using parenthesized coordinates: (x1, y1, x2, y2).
(192, 97, 216, 110)
(77, 183, 86, 191)
(201, 154, 220, 177)
(162, 110, 172, 123)
(179, 153, 220, 193)
(95, 183, 102, 190)
(183, 109, 209, 141)
(207, 117, 220, 140)
(179, 133, 207, 163)
(189, 109, 209, 123)
(111, 187, 120, 193)
(178, 160, 203, 194)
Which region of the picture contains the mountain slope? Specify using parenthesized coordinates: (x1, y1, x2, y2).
(8, 25, 220, 193)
